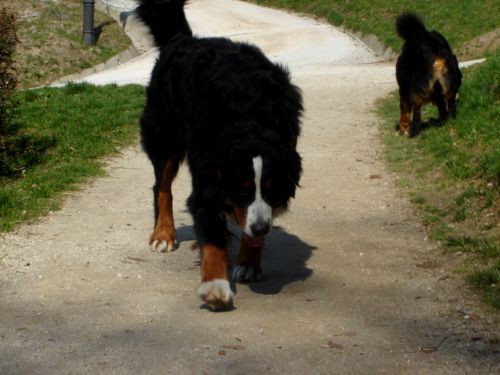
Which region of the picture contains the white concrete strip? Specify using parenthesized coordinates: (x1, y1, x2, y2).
(459, 58, 486, 68)
(66, 0, 381, 86)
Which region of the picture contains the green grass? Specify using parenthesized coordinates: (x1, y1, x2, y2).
(0, 83, 145, 231)
(468, 261, 500, 309)
(248, 0, 499, 57)
(376, 51, 500, 308)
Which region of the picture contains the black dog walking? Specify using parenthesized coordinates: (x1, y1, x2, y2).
(136, 0, 303, 310)
(396, 13, 462, 137)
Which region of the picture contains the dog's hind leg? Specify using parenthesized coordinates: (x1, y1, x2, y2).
(399, 97, 411, 136)
(434, 94, 448, 122)
(410, 98, 423, 138)
(150, 155, 183, 252)
(446, 92, 457, 119)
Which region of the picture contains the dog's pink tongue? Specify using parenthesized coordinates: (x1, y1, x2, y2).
(243, 234, 266, 248)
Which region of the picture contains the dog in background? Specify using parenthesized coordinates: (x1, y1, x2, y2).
(396, 13, 462, 137)
(136, 0, 303, 310)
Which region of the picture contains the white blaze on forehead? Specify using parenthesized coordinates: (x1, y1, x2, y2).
(253, 156, 263, 192)
(244, 156, 272, 236)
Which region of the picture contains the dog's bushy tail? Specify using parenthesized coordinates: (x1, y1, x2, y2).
(396, 13, 427, 43)
(136, 0, 192, 46)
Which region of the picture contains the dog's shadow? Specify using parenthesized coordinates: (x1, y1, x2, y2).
(119, 11, 134, 29)
(94, 21, 115, 44)
(176, 224, 197, 243)
(176, 224, 315, 296)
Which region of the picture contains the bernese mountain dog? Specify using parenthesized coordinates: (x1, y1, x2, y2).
(136, 0, 303, 310)
(396, 13, 462, 137)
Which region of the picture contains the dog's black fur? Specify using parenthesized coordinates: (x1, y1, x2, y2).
(137, 0, 302, 250)
(396, 13, 462, 137)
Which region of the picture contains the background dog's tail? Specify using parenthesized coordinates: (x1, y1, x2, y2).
(396, 13, 427, 43)
(136, 0, 192, 46)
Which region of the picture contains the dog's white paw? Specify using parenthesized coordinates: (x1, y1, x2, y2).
(150, 239, 179, 253)
(232, 265, 262, 282)
(198, 279, 234, 310)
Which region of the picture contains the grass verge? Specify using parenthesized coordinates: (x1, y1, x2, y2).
(376, 52, 500, 308)
(3, 0, 131, 88)
(248, 0, 499, 59)
(0, 83, 145, 232)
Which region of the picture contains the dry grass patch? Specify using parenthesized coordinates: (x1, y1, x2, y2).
(3, 0, 131, 88)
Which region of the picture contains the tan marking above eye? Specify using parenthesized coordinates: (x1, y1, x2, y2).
(243, 180, 252, 189)
(264, 178, 272, 189)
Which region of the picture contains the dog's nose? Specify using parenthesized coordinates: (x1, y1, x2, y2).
(250, 221, 270, 237)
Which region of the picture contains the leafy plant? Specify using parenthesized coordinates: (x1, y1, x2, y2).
(0, 8, 55, 178)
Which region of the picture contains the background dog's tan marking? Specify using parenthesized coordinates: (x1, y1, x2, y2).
(433, 57, 447, 73)
(433, 57, 450, 93)
(399, 99, 411, 135)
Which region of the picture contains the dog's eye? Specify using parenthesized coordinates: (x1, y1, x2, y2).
(240, 188, 252, 197)
(238, 180, 253, 198)
(263, 178, 272, 190)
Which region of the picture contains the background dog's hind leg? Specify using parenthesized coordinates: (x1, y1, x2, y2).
(150, 154, 183, 253)
(410, 99, 423, 138)
(399, 97, 411, 136)
(436, 95, 448, 122)
(446, 92, 458, 118)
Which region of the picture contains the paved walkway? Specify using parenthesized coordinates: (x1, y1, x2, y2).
(81, 0, 381, 86)
(1, 1, 498, 374)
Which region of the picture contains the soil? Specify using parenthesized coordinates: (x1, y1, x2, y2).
(457, 28, 500, 61)
(0, 0, 498, 373)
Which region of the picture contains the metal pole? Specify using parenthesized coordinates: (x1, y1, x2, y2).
(82, 0, 95, 45)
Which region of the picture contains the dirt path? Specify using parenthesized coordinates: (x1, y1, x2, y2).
(1, 1, 498, 373)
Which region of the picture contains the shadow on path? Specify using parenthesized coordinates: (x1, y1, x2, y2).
(229, 226, 316, 295)
(174, 224, 316, 296)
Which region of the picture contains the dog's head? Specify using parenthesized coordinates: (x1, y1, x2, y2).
(219, 148, 301, 244)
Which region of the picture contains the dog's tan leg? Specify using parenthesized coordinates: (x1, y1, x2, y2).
(198, 244, 233, 310)
(232, 237, 263, 282)
(150, 157, 180, 252)
(399, 98, 411, 136)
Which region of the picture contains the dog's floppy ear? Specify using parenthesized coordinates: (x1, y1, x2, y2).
(280, 148, 302, 198)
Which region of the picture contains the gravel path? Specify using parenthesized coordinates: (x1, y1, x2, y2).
(1, 1, 498, 373)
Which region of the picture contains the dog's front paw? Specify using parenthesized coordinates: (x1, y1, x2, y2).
(198, 279, 234, 311)
(150, 239, 179, 253)
(149, 231, 178, 253)
(232, 265, 262, 282)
